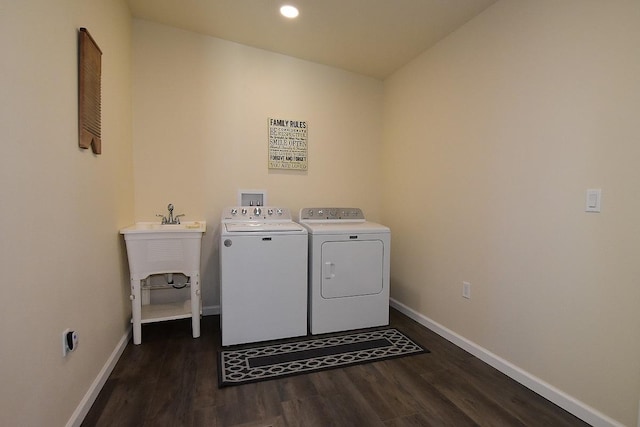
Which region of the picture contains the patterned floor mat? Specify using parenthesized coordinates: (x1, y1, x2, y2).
(218, 328, 428, 387)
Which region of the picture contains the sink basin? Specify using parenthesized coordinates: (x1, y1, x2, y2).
(120, 220, 206, 278)
(120, 221, 206, 234)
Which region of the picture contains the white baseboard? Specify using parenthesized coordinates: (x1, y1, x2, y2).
(389, 298, 623, 427)
(202, 304, 220, 316)
(69, 307, 223, 426)
(71, 302, 624, 426)
(66, 326, 132, 427)
(67, 305, 222, 426)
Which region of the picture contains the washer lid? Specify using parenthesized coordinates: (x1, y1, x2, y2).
(225, 222, 305, 232)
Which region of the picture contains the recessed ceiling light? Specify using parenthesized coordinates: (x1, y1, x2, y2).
(280, 5, 299, 19)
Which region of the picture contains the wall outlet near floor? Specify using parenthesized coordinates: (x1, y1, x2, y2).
(62, 328, 78, 357)
(462, 281, 471, 299)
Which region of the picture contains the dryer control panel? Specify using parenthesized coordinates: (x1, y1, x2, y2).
(299, 207, 365, 221)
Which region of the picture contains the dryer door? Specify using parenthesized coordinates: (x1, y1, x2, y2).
(320, 240, 384, 298)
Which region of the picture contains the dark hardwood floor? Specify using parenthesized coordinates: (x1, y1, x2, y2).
(82, 309, 589, 426)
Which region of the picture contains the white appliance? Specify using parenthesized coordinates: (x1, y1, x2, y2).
(299, 207, 390, 335)
(220, 206, 308, 346)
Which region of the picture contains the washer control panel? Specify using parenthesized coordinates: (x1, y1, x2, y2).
(299, 207, 365, 221)
(222, 206, 289, 221)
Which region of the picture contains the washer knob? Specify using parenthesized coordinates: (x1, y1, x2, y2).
(231, 208, 238, 215)
(241, 208, 248, 215)
(276, 208, 283, 215)
(254, 207, 262, 216)
(267, 209, 274, 215)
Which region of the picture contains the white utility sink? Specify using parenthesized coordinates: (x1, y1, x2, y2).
(120, 221, 206, 278)
(120, 221, 206, 344)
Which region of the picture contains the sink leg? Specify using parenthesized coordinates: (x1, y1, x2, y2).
(191, 272, 201, 338)
(131, 277, 142, 345)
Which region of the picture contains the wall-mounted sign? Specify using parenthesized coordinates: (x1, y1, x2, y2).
(268, 118, 308, 170)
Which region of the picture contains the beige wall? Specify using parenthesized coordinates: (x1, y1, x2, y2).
(132, 19, 384, 310)
(382, 0, 640, 425)
(0, 1, 133, 426)
(3, 1, 638, 425)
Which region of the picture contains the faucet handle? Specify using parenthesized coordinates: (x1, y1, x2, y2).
(175, 214, 185, 224)
(156, 214, 167, 224)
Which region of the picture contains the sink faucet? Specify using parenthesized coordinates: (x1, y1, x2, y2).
(156, 203, 185, 224)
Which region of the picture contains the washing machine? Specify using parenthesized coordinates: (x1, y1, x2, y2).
(299, 207, 390, 335)
(220, 206, 308, 346)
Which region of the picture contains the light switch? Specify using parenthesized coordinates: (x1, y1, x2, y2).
(585, 189, 601, 213)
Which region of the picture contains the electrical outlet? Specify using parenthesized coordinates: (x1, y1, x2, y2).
(585, 188, 601, 212)
(462, 281, 471, 299)
(62, 329, 78, 357)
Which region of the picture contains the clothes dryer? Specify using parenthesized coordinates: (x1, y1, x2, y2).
(299, 208, 390, 335)
(220, 206, 307, 346)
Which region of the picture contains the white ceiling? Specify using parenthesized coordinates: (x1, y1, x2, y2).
(127, 0, 498, 80)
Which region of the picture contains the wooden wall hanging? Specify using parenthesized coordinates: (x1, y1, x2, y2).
(78, 28, 102, 154)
